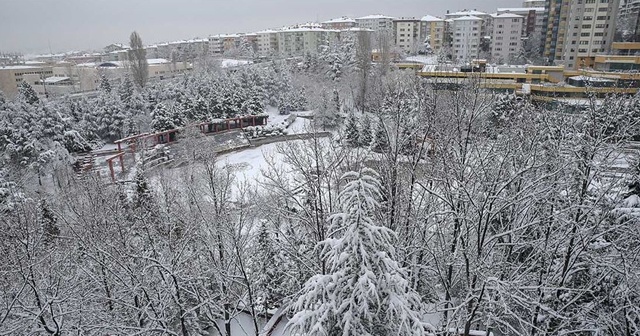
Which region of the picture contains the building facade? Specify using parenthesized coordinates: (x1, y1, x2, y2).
(0, 65, 53, 98)
(544, 0, 620, 69)
(451, 15, 484, 62)
(355, 15, 395, 31)
(420, 15, 446, 53)
(393, 18, 422, 53)
(321, 17, 357, 30)
(277, 28, 340, 56)
(256, 30, 279, 56)
(489, 13, 525, 63)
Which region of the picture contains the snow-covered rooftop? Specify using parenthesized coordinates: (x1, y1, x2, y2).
(568, 75, 616, 82)
(356, 14, 395, 20)
(421, 15, 444, 22)
(0, 65, 46, 70)
(452, 15, 483, 21)
(497, 7, 545, 12)
(446, 10, 488, 17)
(44, 76, 70, 84)
(342, 27, 374, 32)
(490, 13, 524, 19)
(322, 17, 356, 24)
(256, 29, 279, 34)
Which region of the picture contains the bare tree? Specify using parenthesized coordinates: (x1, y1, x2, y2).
(128, 31, 149, 88)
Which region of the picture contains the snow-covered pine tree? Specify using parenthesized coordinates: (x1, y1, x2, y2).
(287, 168, 429, 335)
(39, 199, 59, 244)
(359, 114, 373, 147)
(18, 81, 39, 105)
(345, 112, 360, 147)
(99, 74, 112, 93)
(118, 75, 135, 107)
(371, 118, 389, 153)
(151, 102, 176, 132)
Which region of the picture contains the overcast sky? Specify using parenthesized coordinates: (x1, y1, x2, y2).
(1, 0, 519, 55)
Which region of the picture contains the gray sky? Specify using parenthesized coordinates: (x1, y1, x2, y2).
(1, 0, 519, 55)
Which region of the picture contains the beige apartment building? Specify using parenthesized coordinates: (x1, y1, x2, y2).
(544, 0, 620, 69)
(394, 18, 422, 54)
(277, 28, 340, 56)
(489, 13, 525, 63)
(420, 15, 446, 53)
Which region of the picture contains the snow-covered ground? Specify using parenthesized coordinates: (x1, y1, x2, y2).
(264, 106, 313, 134)
(221, 59, 253, 68)
(404, 55, 438, 64)
(217, 141, 291, 187)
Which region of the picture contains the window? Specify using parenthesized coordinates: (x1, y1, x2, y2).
(598, 7, 608, 11)
(581, 32, 590, 36)
(583, 16, 593, 21)
(579, 41, 589, 44)
(582, 24, 592, 29)
(586, 0, 595, 2)
(596, 16, 607, 20)
(596, 23, 606, 28)
(594, 32, 604, 36)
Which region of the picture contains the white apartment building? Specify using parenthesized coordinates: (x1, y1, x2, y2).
(451, 15, 484, 62)
(256, 30, 279, 56)
(561, 0, 620, 69)
(420, 15, 446, 52)
(208, 36, 223, 54)
(394, 18, 422, 53)
(277, 28, 340, 56)
(497, 7, 545, 37)
(355, 14, 395, 31)
(489, 13, 525, 63)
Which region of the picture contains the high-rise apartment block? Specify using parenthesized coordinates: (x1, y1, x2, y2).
(489, 13, 525, 63)
(544, 0, 620, 69)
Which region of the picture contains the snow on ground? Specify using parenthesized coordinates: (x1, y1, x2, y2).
(404, 55, 438, 64)
(264, 106, 313, 134)
(221, 59, 253, 68)
(217, 140, 296, 188)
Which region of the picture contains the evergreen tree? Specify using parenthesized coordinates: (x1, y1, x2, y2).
(99, 74, 112, 93)
(39, 199, 59, 244)
(371, 118, 389, 153)
(118, 75, 134, 107)
(18, 81, 39, 105)
(359, 114, 373, 147)
(345, 112, 360, 147)
(151, 102, 176, 132)
(288, 169, 428, 335)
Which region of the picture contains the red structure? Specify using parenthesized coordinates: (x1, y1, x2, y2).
(103, 115, 269, 182)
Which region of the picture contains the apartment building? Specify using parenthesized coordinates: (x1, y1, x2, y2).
(497, 7, 545, 37)
(355, 14, 395, 31)
(256, 30, 279, 56)
(277, 28, 340, 56)
(208, 36, 224, 54)
(489, 13, 525, 63)
(420, 15, 446, 52)
(394, 18, 422, 53)
(321, 17, 357, 30)
(544, 0, 620, 69)
(450, 16, 484, 62)
(619, 0, 640, 41)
